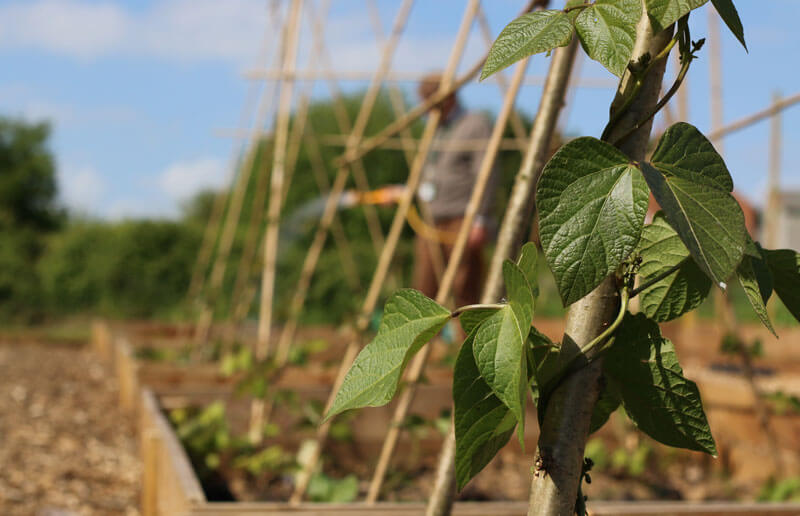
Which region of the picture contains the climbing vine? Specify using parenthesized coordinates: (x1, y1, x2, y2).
(324, 0, 800, 511)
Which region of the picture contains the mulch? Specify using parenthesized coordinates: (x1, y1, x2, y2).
(0, 340, 141, 515)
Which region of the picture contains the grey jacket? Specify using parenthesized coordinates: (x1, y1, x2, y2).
(418, 108, 498, 223)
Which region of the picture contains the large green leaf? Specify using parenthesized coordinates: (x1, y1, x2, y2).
(324, 289, 450, 420)
(604, 313, 717, 455)
(650, 122, 733, 191)
(764, 249, 800, 323)
(645, 0, 708, 31)
(472, 261, 533, 441)
(643, 124, 746, 287)
(574, 0, 641, 77)
(737, 246, 776, 336)
(711, 0, 746, 50)
(481, 10, 575, 80)
(637, 212, 711, 321)
(590, 380, 621, 434)
(453, 332, 516, 490)
(538, 137, 649, 305)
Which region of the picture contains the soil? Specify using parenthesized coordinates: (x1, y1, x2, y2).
(0, 339, 141, 516)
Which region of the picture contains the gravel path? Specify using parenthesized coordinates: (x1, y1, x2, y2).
(0, 340, 141, 515)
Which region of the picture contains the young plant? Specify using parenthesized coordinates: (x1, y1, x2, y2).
(324, 1, 800, 513)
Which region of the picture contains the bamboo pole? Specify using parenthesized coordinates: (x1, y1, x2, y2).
(220, 88, 312, 350)
(319, 134, 531, 151)
(253, 0, 416, 444)
(367, 49, 531, 506)
(526, 13, 673, 515)
(335, 0, 543, 168)
(192, 21, 287, 349)
(765, 92, 782, 249)
(261, 0, 416, 367)
(426, 36, 579, 516)
(708, 10, 724, 156)
(300, 0, 389, 258)
(242, 68, 615, 89)
(289, 0, 480, 503)
(262, 0, 416, 372)
(249, 0, 305, 443)
(706, 92, 800, 142)
(366, 0, 448, 290)
(186, 4, 283, 307)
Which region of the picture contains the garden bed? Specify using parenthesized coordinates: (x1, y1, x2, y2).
(94, 320, 800, 514)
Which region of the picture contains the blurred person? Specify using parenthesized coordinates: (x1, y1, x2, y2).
(411, 73, 498, 307)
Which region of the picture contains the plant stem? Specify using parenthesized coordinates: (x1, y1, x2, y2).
(579, 288, 629, 355)
(563, 2, 594, 14)
(449, 303, 505, 318)
(426, 35, 581, 516)
(612, 40, 692, 146)
(527, 11, 673, 515)
(600, 30, 679, 142)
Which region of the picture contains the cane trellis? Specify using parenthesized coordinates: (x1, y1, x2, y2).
(185, 0, 617, 510)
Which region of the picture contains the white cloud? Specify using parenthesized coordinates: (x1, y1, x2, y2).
(158, 156, 227, 202)
(0, 0, 270, 64)
(59, 164, 106, 212)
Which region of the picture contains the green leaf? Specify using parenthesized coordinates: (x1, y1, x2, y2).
(711, 0, 746, 50)
(645, 0, 708, 31)
(590, 380, 621, 433)
(459, 307, 499, 336)
(472, 261, 533, 442)
(737, 248, 776, 336)
(764, 249, 800, 323)
(516, 242, 540, 298)
(324, 289, 450, 420)
(481, 10, 575, 80)
(453, 332, 516, 491)
(637, 212, 712, 321)
(650, 122, 733, 191)
(643, 123, 746, 287)
(538, 137, 649, 305)
(604, 313, 717, 455)
(574, 0, 642, 77)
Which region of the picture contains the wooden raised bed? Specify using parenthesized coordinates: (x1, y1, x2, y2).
(91, 320, 800, 515)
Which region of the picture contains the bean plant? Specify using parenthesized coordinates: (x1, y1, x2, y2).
(324, 0, 800, 512)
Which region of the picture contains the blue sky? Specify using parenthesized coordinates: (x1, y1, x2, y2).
(1, 0, 798, 219)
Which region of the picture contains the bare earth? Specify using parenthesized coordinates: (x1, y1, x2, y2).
(0, 340, 140, 516)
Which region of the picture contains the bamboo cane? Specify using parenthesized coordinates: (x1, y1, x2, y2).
(765, 92, 782, 250)
(243, 68, 615, 89)
(426, 36, 579, 516)
(192, 20, 287, 349)
(260, 0, 417, 370)
(252, 0, 416, 444)
(366, 46, 530, 506)
(335, 0, 543, 168)
(365, 0, 449, 289)
(289, 0, 481, 503)
(186, 3, 283, 307)
(706, 91, 800, 142)
(249, 0, 305, 443)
